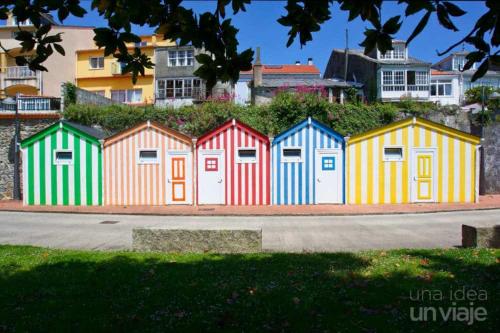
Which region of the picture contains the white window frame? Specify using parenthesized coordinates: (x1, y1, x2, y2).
(379, 43, 406, 60)
(53, 149, 74, 165)
(111, 89, 142, 103)
(383, 146, 405, 162)
(236, 147, 257, 164)
(156, 78, 202, 99)
(137, 148, 160, 165)
(281, 146, 303, 163)
(167, 50, 195, 67)
(382, 70, 405, 91)
(89, 56, 104, 70)
(430, 80, 453, 97)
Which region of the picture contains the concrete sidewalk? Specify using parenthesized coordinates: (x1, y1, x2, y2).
(0, 209, 498, 252)
(1, 195, 500, 216)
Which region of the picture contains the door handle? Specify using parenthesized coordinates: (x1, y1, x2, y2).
(218, 178, 223, 183)
(413, 176, 418, 181)
(317, 178, 321, 183)
(168, 179, 171, 183)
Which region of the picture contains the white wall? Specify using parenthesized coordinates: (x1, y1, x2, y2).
(235, 80, 250, 105)
(429, 76, 461, 106)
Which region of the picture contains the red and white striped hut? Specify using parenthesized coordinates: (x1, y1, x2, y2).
(103, 121, 193, 205)
(196, 119, 270, 205)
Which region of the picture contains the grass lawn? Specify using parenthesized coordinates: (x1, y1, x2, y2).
(0, 245, 498, 332)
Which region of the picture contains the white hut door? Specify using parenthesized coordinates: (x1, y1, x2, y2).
(198, 150, 225, 204)
(315, 149, 343, 204)
(167, 152, 192, 204)
(411, 148, 436, 203)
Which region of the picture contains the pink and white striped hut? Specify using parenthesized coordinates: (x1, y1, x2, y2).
(103, 121, 194, 206)
(196, 119, 270, 205)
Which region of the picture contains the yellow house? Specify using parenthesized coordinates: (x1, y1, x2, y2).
(346, 117, 481, 205)
(75, 35, 175, 104)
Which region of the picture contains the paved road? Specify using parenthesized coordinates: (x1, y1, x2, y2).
(0, 210, 498, 252)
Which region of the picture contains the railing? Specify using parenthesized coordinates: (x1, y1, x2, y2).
(6, 66, 37, 79)
(0, 96, 61, 112)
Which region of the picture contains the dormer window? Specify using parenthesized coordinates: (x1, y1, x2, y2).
(452, 55, 471, 71)
(379, 43, 406, 60)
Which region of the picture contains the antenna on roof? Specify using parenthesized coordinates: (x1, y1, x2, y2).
(344, 29, 349, 82)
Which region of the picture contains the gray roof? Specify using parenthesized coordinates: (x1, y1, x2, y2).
(62, 120, 106, 140)
(260, 78, 362, 88)
(333, 48, 431, 66)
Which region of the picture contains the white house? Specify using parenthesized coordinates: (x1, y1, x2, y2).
(430, 51, 500, 106)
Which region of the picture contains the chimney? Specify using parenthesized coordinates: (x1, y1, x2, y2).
(295, 60, 301, 66)
(307, 58, 313, 65)
(253, 47, 263, 87)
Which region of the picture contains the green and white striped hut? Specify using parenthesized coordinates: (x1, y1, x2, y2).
(21, 121, 105, 206)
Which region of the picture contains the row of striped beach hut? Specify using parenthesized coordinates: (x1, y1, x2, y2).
(21, 116, 481, 206)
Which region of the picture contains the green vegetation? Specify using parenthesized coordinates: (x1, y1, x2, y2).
(0, 245, 498, 332)
(63, 91, 420, 137)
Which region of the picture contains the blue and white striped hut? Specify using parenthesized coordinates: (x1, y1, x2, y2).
(271, 117, 345, 205)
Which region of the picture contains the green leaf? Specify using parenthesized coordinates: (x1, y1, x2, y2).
(466, 36, 490, 53)
(382, 16, 401, 35)
(54, 43, 65, 56)
(443, 2, 466, 17)
(471, 59, 489, 82)
(406, 11, 431, 46)
(436, 4, 458, 31)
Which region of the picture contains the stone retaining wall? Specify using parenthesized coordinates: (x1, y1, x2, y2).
(0, 115, 58, 200)
(482, 122, 500, 194)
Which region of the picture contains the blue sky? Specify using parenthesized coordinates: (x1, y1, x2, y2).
(53, 1, 494, 73)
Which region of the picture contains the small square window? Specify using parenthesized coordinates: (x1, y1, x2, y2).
(138, 149, 159, 164)
(281, 147, 302, 162)
(384, 147, 404, 161)
(205, 158, 218, 171)
(322, 157, 335, 171)
(237, 148, 257, 163)
(54, 150, 73, 165)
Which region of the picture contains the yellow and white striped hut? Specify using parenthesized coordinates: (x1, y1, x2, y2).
(346, 117, 481, 205)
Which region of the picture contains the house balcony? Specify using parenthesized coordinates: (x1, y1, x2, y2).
(0, 66, 41, 96)
(0, 95, 60, 113)
(380, 84, 430, 101)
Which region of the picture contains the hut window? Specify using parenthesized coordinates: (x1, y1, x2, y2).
(237, 148, 257, 163)
(282, 148, 302, 162)
(138, 149, 159, 164)
(54, 150, 73, 165)
(322, 157, 336, 171)
(205, 158, 218, 171)
(383, 147, 404, 161)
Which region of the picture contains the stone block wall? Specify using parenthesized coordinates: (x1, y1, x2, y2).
(0, 116, 58, 200)
(482, 122, 500, 194)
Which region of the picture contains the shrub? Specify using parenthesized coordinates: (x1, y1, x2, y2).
(326, 103, 382, 136)
(465, 86, 498, 104)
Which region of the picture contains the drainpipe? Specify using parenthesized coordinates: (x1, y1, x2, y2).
(192, 138, 197, 206)
(13, 93, 21, 200)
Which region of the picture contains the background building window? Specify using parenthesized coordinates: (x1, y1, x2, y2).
(431, 80, 453, 96)
(167, 50, 195, 67)
(379, 44, 405, 60)
(89, 57, 104, 69)
(156, 79, 203, 99)
(382, 70, 405, 91)
(111, 89, 142, 103)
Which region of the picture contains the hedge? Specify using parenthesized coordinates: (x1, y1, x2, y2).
(63, 91, 441, 138)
